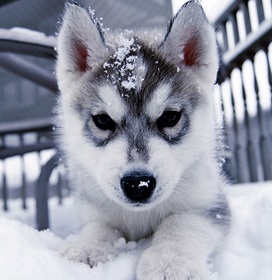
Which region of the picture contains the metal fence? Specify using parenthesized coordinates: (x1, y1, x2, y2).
(214, 0, 272, 183)
(0, 0, 271, 230)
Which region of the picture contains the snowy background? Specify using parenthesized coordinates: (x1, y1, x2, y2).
(0, 181, 272, 280)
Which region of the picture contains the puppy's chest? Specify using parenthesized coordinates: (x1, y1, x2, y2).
(106, 210, 164, 241)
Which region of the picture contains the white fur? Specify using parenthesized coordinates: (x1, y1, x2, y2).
(146, 83, 172, 119)
(56, 2, 228, 279)
(134, 57, 148, 91)
(97, 84, 126, 121)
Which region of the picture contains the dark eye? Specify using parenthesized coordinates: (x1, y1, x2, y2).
(157, 111, 181, 129)
(93, 114, 116, 131)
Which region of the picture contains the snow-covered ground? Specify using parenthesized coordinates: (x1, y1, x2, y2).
(0, 181, 272, 280)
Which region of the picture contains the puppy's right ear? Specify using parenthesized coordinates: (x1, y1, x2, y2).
(56, 4, 108, 83)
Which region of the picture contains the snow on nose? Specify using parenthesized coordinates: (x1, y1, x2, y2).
(120, 173, 156, 203)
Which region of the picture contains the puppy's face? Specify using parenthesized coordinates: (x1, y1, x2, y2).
(57, 2, 218, 210)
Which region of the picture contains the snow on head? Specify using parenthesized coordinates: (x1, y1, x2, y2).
(114, 34, 136, 63)
(104, 33, 144, 92)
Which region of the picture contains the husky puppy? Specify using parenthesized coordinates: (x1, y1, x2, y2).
(56, 1, 230, 279)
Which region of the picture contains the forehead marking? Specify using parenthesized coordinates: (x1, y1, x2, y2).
(97, 84, 126, 121)
(146, 83, 172, 119)
(134, 57, 147, 91)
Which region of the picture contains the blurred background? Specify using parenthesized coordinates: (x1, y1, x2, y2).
(0, 0, 271, 230)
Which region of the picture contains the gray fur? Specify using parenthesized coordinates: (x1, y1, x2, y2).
(73, 38, 202, 155)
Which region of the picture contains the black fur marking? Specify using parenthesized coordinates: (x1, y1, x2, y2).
(66, 1, 83, 8)
(88, 11, 106, 45)
(81, 106, 120, 147)
(158, 111, 191, 145)
(74, 37, 201, 153)
(83, 119, 115, 147)
(206, 195, 231, 227)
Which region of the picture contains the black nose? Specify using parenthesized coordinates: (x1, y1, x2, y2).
(121, 173, 156, 203)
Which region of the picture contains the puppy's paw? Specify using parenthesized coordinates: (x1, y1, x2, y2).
(136, 245, 209, 280)
(59, 241, 118, 267)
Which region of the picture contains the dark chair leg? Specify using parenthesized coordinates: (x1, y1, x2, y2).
(36, 154, 58, 231)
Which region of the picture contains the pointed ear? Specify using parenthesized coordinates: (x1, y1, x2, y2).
(161, 1, 218, 83)
(56, 4, 108, 83)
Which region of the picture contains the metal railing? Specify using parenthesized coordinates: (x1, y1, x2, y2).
(214, 0, 272, 183)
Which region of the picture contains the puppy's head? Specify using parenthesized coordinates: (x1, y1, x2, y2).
(56, 1, 218, 210)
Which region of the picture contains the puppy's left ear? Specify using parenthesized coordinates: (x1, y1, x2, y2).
(161, 1, 218, 83)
